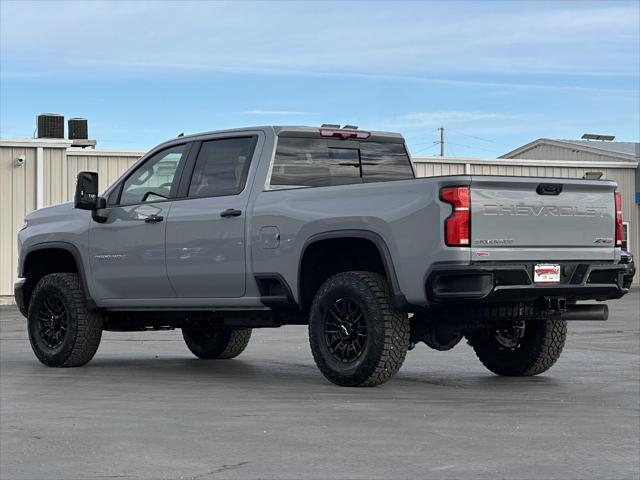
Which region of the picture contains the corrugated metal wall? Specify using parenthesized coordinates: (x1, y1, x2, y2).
(414, 162, 465, 177)
(42, 147, 68, 207)
(0, 146, 37, 296)
(0, 143, 142, 295)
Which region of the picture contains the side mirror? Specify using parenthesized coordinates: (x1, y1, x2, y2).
(74, 172, 100, 210)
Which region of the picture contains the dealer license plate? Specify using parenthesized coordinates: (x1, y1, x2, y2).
(534, 264, 561, 283)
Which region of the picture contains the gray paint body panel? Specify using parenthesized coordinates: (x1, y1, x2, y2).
(89, 202, 174, 299)
(250, 176, 470, 306)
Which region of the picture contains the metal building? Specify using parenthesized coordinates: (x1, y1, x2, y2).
(1, 136, 638, 297)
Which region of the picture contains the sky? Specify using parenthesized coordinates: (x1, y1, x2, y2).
(1, 0, 639, 158)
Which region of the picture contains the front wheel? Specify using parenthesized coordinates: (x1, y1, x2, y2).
(182, 325, 252, 359)
(467, 318, 567, 376)
(308, 271, 410, 387)
(28, 273, 103, 367)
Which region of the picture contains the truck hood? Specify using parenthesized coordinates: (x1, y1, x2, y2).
(25, 202, 75, 223)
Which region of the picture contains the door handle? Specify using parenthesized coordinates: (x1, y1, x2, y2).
(144, 214, 164, 223)
(220, 209, 242, 218)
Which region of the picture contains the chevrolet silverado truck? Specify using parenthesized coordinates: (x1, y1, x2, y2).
(15, 125, 635, 386)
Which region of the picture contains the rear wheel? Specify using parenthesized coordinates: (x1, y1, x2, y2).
(28, 273, 103, 367)
(309, 271, 409, 387)
(467, 318, 567, 376)
(182, 324, 252, 359)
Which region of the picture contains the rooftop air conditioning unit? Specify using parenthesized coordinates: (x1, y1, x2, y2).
(68, 118, 88, 140)
(37, 114, 64, 139)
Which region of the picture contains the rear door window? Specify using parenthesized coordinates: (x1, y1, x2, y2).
(188, 137, 257, 198)
(269, 137, 413, 189)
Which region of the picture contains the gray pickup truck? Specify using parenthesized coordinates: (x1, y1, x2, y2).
(15, 125, 635, 386)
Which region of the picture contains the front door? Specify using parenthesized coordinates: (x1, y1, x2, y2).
(89, 144, 188, 300)
(166, 136, 258, 298)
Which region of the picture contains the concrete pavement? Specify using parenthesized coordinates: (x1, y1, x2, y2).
(1, 290, 638, 479)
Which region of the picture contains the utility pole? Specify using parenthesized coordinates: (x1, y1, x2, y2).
(438, 127, 444, 157)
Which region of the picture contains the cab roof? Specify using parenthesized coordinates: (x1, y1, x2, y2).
(163, 125, 405, 145)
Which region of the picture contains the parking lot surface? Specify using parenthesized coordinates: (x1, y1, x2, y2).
(1, 290, 639, 480)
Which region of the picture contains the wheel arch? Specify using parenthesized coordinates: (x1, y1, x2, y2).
(20, 241, 96, 312)
(297, 230, 410, 312)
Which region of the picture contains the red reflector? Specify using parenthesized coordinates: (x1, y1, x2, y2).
(615, 192, 623, 247)
(319, 128, 371, 140)
(440, 186, 470, 246)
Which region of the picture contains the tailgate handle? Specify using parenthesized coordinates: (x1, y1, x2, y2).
(536, 183, 563, 196)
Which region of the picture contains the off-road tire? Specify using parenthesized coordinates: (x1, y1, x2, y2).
(182, 325, 252, 359)
(308, 271, 409, 387)
(28, 273, 103, 367)
(468, 319, 567, 376)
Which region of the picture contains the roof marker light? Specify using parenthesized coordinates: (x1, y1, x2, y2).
(320, 128, 371, 140)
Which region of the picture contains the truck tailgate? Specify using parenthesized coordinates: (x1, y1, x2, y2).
(470, 176, 616, 261)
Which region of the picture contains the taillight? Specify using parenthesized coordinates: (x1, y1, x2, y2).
(319, 128, 371, 139)
(615, 191, 623, 247)
(440, 186, 470, 246)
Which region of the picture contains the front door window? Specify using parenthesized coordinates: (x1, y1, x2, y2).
(120, 145, 185, 205)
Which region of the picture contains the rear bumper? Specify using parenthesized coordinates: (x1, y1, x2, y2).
(14, 278, 27, 317)
(426, 257, 634, 304)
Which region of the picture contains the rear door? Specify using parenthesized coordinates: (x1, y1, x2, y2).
(165, 135, 260, 298)
(470, 176, 617, 261)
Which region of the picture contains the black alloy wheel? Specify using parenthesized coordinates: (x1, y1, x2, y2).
(37, 295, 69, 349)
(308, 271, 410, 387)
(323, 297, 368, 363)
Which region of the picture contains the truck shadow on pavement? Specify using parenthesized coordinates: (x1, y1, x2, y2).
(25, 354, 564, 394)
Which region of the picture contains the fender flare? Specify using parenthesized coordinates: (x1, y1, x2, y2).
(297, 229, 413, 311)
(21, 241, 97, 310)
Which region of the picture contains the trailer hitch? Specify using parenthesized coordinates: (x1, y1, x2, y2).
(546, 297, 567, 312)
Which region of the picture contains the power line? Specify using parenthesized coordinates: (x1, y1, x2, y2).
(412, 138, 440, 147)
(444, 141, 504, 155)
(412, 142, 440, 155)
(407, 127, 511, 157)
(445, 127, 515, 148)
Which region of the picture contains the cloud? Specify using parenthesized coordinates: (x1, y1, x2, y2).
(390, 110, 522, 129)
(243, 109, 315, 116)
(4, 56, 634, 95)
(1, 1, 638, 79)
